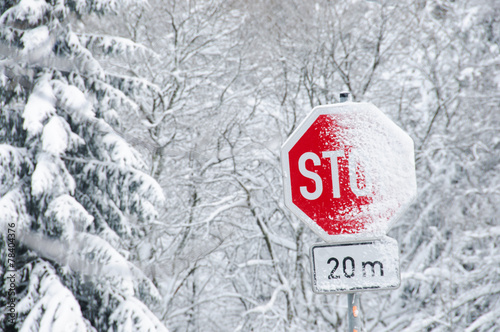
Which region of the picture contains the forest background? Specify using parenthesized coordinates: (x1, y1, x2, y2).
(0, 0, 499, 331)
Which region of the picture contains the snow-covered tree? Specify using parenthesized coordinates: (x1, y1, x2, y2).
(109, 1, 264, 330)
(368, 1, 500, 330)
(0, 0, 168, 330)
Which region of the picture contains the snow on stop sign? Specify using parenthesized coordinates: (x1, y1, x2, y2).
(281, 102, 416, 242)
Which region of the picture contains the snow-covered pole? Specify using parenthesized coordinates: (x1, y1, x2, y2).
(339, 91, 363, 332)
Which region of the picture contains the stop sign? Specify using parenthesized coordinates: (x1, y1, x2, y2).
(281, 102, 416, 242)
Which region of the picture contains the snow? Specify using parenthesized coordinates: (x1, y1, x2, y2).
(464, 310, 499, 332)
(0, 144, 32, 195)
(243, 285, 287, 316)
(237, 260, 274, 268)
(108, 297, 169, 332)
(31, 152, 76, 198)
(137, 242, 153, 261)
(0, 0, 49, 25)
(20, 25, 52, 62)
(22, 75, 56, 137)
(18, 261, 88, 332)
(74, 233, 135, 296)
(52, 81, 95, 122)
(44, 194, 94, 233)
(41, 116, 69, 155)
(21, 232, 142, 297)
(78, 33, 158, 58)
(0, 188, 29, 234)
(102, 130, 144, 167)
(65, 31, 105, 79)
(135, 169, 165, 205)
(461, 6, 480, 30)
(333, 103, 417, 236)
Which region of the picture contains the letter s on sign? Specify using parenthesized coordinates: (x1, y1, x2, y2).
(298, 152, 323, 200)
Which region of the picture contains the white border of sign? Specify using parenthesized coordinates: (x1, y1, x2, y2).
(310, 236, 401, 294)
(281, 102, 416, 243)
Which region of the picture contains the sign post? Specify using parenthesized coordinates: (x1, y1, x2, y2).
(281, 93, 416, 332)
(348, 293, 360, 332)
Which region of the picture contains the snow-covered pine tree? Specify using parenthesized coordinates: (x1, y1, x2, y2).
(0, 0, 168, 330)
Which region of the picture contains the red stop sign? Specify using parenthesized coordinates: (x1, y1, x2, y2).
(281, 103, 416, 242)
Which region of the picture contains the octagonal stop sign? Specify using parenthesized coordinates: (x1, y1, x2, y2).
(281, 102, 417, 243)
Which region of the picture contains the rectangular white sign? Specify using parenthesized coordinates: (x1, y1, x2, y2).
(310, 237, 400, 293)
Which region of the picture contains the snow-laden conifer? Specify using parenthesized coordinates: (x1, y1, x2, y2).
(0, 0, 167, 329)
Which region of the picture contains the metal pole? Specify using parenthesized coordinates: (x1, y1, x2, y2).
(339, 91, 362, 332)
(347, 293, 362, 332)
(340, 91, 350, 103)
